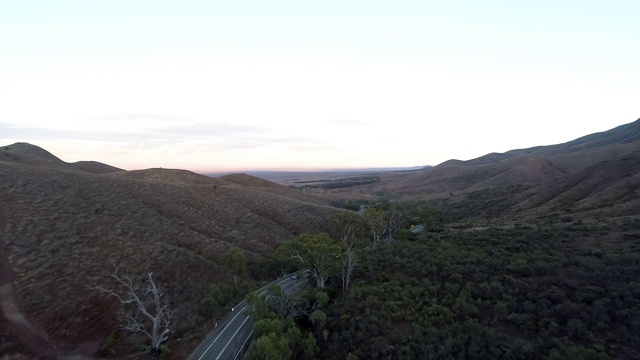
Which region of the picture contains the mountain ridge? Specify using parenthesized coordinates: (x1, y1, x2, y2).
(1, 118, 639, 357)
(1, 142, 124, 174)
(318, 118, 640, 220)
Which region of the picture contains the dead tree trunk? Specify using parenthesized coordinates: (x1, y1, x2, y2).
(93, 265, 174, 357)
(340, 245, 357, 295)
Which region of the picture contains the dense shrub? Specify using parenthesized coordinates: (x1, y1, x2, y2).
(319, 224, 640, 359)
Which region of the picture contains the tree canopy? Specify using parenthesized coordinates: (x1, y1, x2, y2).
(279, 233, 342, 289)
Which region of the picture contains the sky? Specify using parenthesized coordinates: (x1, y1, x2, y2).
(1, 1, 638, 172)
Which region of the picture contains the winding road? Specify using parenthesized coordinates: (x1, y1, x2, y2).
(188, 270, 310, 360)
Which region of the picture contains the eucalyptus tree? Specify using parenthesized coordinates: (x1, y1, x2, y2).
(330, 211, 366, 293)
(265, 284, 308, 320)
(281, 233, 341, 289)
(330, 211, 364, 244)
(222, 247, 247, 290)
(363, 207, 388, 244)
(93, 265, 174, 357)
(340, 245, 358, 294)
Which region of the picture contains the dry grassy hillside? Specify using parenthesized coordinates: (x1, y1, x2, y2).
(0, 144, 338, 358)
(220, 173, 329, 205)
(2, 143, 124, 174)
(316, 119, 640, 220)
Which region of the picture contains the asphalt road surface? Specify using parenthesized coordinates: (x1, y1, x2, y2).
(188, 270, 310, 360)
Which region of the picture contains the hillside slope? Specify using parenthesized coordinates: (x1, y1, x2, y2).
(2, 142, 124, 174)
(0, 145, 337, 358)
(322, 119, 640, 220)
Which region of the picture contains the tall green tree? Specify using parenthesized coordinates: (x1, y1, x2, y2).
(330, 211, 364, 244)
(249, 314, 316, 360)
(201, 284, 234, 318)
(245, 291, 275, 321)
(418, 206, 443, 231)
(222, 247, 247, 290)
(248, 332, 292, 360)
(363, 207, 388, 244)
(330, 212, 367, 294)
(280, 233, 341, 289)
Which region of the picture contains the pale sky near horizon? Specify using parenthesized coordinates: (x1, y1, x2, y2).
(1, 1, 638, 172)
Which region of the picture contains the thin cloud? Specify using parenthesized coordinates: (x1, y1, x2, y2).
(2, 116, 266, 143)
(326, 119, 367, 126)
(0, 117, 341, 154)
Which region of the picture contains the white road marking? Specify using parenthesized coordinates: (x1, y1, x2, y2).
(233, 328, 254, 360)
(192, 270, 310, 360)
(196, 304, 247, 360)
(215, 314, 251, 360)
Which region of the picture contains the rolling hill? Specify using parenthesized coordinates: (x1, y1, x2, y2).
(2, 119, 639, 358)
(0, 144, 338, 358)
(319, 118, 640, 220)
(1, 142, 124, 174)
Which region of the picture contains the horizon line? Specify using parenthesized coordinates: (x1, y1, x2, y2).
(196, 165, 431, 175)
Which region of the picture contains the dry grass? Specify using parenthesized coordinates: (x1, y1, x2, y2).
(0, 151, 338, 358)
(314, 119, 640, 221)
(2, 119, 639, 357)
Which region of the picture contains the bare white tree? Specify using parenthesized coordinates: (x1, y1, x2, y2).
(340, 244, 358, 295)
(386, 204, 402, 240)
(330, 212, 363, 294)
(93, 265, 174, 357)
(364, 207, 388, 244)
(264, 284, 308, 320)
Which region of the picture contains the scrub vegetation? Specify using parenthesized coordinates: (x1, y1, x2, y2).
(249, 209, 640, 359)
(323, 220, 640, 359)
(1, 118, 640, 359)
